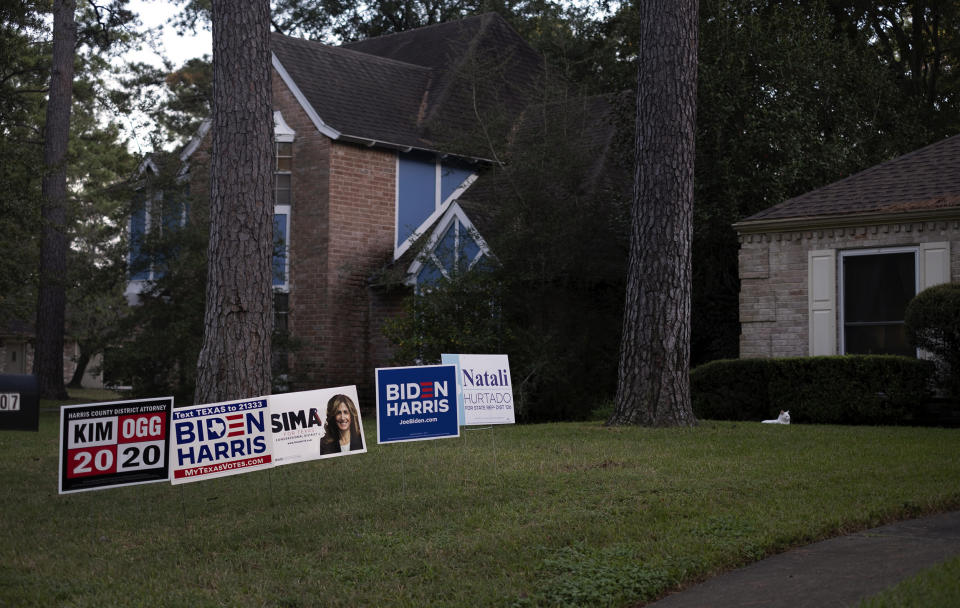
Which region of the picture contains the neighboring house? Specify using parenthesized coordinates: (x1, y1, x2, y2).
(735, 134, 960, 359)
(0, 321, 104, 387)
(130, 14, 546, 400)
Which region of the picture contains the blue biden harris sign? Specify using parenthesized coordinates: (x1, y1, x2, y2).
(376, 365, 459, 444)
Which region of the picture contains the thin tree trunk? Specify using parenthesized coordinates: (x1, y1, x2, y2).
(67, 347, 90, 388)
(194, 0, 274, 404)
(609, 0, 698, 427)
(34, 0, 76, 400)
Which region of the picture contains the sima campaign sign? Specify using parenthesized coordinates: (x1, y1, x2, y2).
(59, 397, 173, 494)
(376, 364, 459, 444)
(442, 354, 515, 426)
(170, 397, 273, 484)
(269, 386, 367, 465)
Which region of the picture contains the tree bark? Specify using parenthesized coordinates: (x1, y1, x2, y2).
(67, 347, 90, 388)
(608, 0, 698, 427)
(33, 0, 77, 400)
(194, 0, 274, 404)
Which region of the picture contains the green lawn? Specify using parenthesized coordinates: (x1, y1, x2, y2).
(2, 403, 958, 607)
(858, 555, 960, 608)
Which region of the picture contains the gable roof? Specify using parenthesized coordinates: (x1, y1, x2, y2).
(736, 134, 960, 233)
(271, 13, 543, 157)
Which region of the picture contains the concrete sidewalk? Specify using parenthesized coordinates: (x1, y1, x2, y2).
(645, 510, 960, 608)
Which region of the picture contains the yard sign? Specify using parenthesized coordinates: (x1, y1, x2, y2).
(376, 364, 459, 444)
(442, 354, 515, 426)
(170, 397, 273, 484)
(269, 386, 366, 465)
(59, 397, 173, 494)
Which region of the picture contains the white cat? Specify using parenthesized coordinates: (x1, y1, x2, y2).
(762, 410, 790, 424)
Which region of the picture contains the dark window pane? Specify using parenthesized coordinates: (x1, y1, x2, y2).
(843, 253, 915, 322)
(844, 324, 912, 356)
(843, 251, 915, 355)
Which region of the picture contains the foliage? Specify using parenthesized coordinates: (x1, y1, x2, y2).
(4, 411, 960, 606)
(691, 356, 936, 424)
(105, 160, 208, 404)
(905, 282, 960, 399)
(384, 80, 631, 421)
(0, 0, 137, 386)
(383, 272, 506, 363)
(827, 0, 960, 137)
(118, 57, 213, 149)
(690, 0, 939, 364)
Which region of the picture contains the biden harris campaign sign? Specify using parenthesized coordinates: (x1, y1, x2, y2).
(170, 398, 273, 483)
(376, 365, 459, 444)
(59, 397, 173, 494)
(442, 354, 515, 426)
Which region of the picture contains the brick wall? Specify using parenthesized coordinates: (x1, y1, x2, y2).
(738, 219, 960, 358)
(170, 72, 407, 403)
(324, 142, 397, 401)
(273, 70, 403, 400)
(273, 72, 333, 389)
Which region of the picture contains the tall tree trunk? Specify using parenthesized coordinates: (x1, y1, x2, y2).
(608, 0, 698, 427)
(34, 0, 76, 400)
(194, 0, 274, 404)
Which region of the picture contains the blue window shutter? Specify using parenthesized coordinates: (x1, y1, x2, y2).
(440, 163, 472, 203)
(397, 152, 438, 248)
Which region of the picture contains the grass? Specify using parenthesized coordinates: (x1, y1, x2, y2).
(857, 555, 960, 607)
(2, 398, 959, 607)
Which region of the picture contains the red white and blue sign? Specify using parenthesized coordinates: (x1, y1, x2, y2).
(170, 398, 273, 484)
(59, 397, 173, 494)
(376, 365, 459, 444)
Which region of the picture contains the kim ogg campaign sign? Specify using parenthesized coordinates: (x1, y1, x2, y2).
(59, 397, 173, 494)
(376, 364, 459, 444)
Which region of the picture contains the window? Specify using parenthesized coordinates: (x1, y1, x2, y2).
(129, 191, 187, 282)
(409, 204, 490, 286)
(840, 248, 917, 356)
(274, 142, 292, 205)
(273, 112, 295, 291)
(395, 151, 476, 259)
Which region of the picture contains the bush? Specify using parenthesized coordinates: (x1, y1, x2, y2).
(689, 358, 772, 421)
(691, 356, 935, 424)
(905, 282, 960, 399)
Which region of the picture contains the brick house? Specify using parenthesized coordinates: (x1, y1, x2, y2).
(129, 14, 544, 401)
(735, 134, 960, 359)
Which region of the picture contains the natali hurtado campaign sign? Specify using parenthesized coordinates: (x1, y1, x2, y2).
(442, 354, 515, 426)
(59, 397, 173, 494)
(376, 364, 459, 444)
(170, 398, 273, 483)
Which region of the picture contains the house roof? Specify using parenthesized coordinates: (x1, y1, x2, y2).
(271, 13, 543, 156)
(736, 134, 960, 233)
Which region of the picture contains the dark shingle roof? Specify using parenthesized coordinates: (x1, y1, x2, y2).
(271, 33, 431, 148)
(271, 13, 543, 155)
(740, 134, 960, 227)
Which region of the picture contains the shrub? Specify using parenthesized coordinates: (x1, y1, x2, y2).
(690, 358, 772, 421)
(905, 282, 960, 399)
(691, 356, 935, 424)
